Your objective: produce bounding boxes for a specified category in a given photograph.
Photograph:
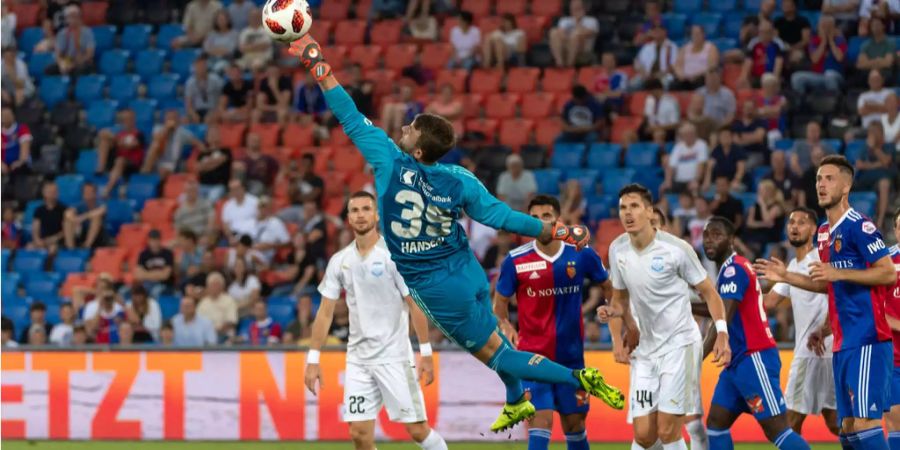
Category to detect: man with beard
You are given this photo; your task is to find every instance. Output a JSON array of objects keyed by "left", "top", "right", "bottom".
[
  {"left": 762, "top": 208, "right": 839, "bottom": 437},
  {"left": 884, "top": 210, "right": 900, "bottom": 450},
  {"left": 303, "top": 191, "right": 447, "bottom": 450}
]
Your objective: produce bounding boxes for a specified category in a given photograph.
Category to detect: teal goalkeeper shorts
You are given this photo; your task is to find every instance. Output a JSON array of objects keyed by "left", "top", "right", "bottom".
[{"left": 407, "top": 254, "right": 498, "bottom": 353}]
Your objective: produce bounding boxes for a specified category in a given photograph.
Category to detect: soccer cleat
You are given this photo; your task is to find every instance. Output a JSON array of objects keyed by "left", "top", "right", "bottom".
[
  {"left": 489, "top": 399, "right": 536, "bottom": 433},
  {"left": 575, "top": 367, "right": 625, "bottom": 410}
]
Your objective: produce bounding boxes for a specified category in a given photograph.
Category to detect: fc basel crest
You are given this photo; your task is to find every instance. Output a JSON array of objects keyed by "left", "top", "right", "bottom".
[
  {"left": 834, "top": 237, "right": 842, "bottom": 253},
  {"left": 566, "top": 261, "right": 576, "bottom": 279}
]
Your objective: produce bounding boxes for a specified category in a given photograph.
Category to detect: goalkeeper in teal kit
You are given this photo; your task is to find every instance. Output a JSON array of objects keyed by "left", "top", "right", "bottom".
[{"left": 290, "top": 35, "right": 624, "bottom": 431}]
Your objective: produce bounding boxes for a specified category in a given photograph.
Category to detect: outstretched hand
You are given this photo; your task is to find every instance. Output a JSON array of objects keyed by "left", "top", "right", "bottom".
[{"left": 288, "top": 34, "right": 332, "bottom": 82}]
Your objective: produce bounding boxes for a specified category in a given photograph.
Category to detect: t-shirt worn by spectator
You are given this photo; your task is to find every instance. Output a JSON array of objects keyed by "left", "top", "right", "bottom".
[
  {"left": 183, "top": 0, "right": 223, "bottom": 39},
  {"left": 49, "top": 323, "right": 73, "bottom": 345},
  {"left": 713, "top": 195, "right": 745, "bottom": 227},
  {"left": 2, "top": 122, "right": 32, "bottom": 166},
  {"left": 745, "top": 37, "right": 785, "bottom": 78},
  {"left": 55, "top": 26, "right": 95, "bottom": 60},
  {"left": 303, "top": 213, "right": 328, "bottom": 261},
  {"left": 139, "top": 247, "right": 175, "bottom": 286},
  {"left": 809, "top": 35, "right": 848, "bottom": 73},
  {"left": 496, "top": 170, "right": 538, "bottom": 212},
  {"left": 643, "top": 94, "right": 680, "bottom": 127},
  {"left": 172, "top": 314, "right": 217, "bottom": 346},
  {"left": 174, "top": 198, "right": 213, "bottom": 236},
  {"left": 82, "top": 301, "right": 124, "bottom": 344},
  {"left": 731, "top": 119, "right": 768, "bottom": 156},
  {"left": 774, "top": 15, "right": 811, "bottom": 46},
  {"left": 861, "top": 37, "right": 896, "bottom": 80},
  {"left": 222, "top": 79, "right": 252, "bottom": 108},
  {"left": 823, "top": 0, "right": 860, "bottom": 21},
  {"left": 221, "top": 194, "right": 259, "bottom": 232},
  {"left": 766, "top": 172, "right": 801, "bottom": 199},
  {"left": 226, "top": 0, "right": 255, "bottom": 30},
  {"left": 34, "top": 202, "right": 66, "bottom": 239},
  {"left": 710, "top": 145, "right": 747, "bottom": 180},
  {"left": 449, "top": 25, "right": 482, "bottom": 60},
  {"left": 185, "top": 74, "right": 224, "bottom": 113},
  {"left": 557, "top": 15, "right": 600, "bottom": 51},
  {"left": 197, "top": 147, "right": 232, "bottom": 187},
  {"left": 563, "top": 98, "right": 605, "bottom": 129},
  {"left": 293, "top": 173, "right": 324, "bottom": 205},
  {"left": 244, "top": 317, "right": 282, "bottom": 345},
  {"left": 859, "top": 88, "right": 894, "bottom": 128},
  {"left": 636, "top": 40, "right": 679, "bottom": 75},
  {"left": 259, "top": 76, "right": 292, "bottom": 106},
  {"left": 114, "top": 128, "right": 146, "bottom": 169},
  {"left": 793, "top": 141, "right": 837, "bottom": 173},
  {"left": 697, "top": 86, "right": 737, "bottom": 123},
  {"left": 197, "top": 294, "right": 238, "bottom": 331},
  {"left": 669, "top": 139, "right": 709, "bottom": 183},
  {"left": 243, "top": 154, "right": 278, "bottom": 187}
]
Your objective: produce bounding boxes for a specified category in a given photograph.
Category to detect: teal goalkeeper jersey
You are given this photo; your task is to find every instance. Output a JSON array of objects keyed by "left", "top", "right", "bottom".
[{"left": 323, "top": 86, "right": 544, "bottom": 284}]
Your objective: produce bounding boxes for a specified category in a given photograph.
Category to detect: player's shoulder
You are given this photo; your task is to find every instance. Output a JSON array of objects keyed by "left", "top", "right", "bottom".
[
  {"left": 722, "top": 254, "right": 751, "bottom": 278},
  {"left": 329, "top": 243, "right": 356, "bottom": 264},
  {"left": 609, "top": 233, "right": 631, "bottom": 253},
  {"left": 509, "top": 240, "right": 536, "bottom": 257},
  {"left": 656, "top": 230, "right": 696, "bottom": 256},
  {"left": 890, "top": 244, "right": 900, "bottom": 259}
]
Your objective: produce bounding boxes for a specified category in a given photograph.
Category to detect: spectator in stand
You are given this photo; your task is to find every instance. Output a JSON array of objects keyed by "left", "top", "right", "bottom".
[
  {"left": 282, "top": 295, "right": 314, "bottom": 343},
  {"left": 254, "top": 65, "right": 292, "bottom": 125},
  {"left": 237, "top": 8, "right": 272, "bottom": 70},
  {"left": 2, "top": 47, "right": 34, "bottom": 106},
  {"left": 246, "top": 196, "right": 291, "bottom": 265},
  {"left": 221, "top": 179, "right": 259, "bottom": 241},
  {"left": 241, "top": 300, "right": 282, "bottom": 345},
  {"left": 856, "top": 121, "right": 894, "bottom": 226},
  {"left": 27, "top": 324, "right": 48, "bottom": 345},
  {"left": 204, "top": 10, "right": 238, "bottom": 72},
  {"left": 662, "top": 122, "right": 709, "bottom": 195},
  {"left": 82, "top": 290, "right": 125, "bottom": 344},
  {"left": 560, "top": 179, "right": 587, "bottom": 224},
  {"left": 858, "top": 69, "right": 893, "bottom": 128},
  {"left": 458, "top": 212, "right": 498, "bottom": 262},
  {"left": 226, "top": 0, "right": 254, "bottom": 31},
  {"left": 704, "top": 128, "right": 747, "bottom": 193},
  {"left": 687, "top": 196, "right": 712, "bottom": 252},
  {"left": 559, "top": 84, "right": 606, "bottom": 142},
  {"left": 671, "top": 192, "right": 697, "bottom": 238},
  {"left": 293, "top": 72, "right": 328, "bottom": 122},
  {"left": 631, "top": 24, "right": 678, "bottom": 90},
  {"left": 426, "top": 84, "right": 464, "bottom": 137},
  {"left": 407, "top": 9, "right": 438, "bottom": 42},
  {"left": 71, "top": 325, "right": 87, "bottom": 345},
  {"left": 30, "top": 180, "right": 66, "bottom": 253},
  {"left": 370, "top": 0, "right": 406, "bottom": 19},
  {"left": 49, "top": 303, "right": 75, "bottom": 346},
  {"left": 381, "top": 84, "right": 424, "bottom": 140},
  {"left": 633, "top": 0, "right": 664, "bottom": 46},
  {"left": 710, "top": 176, "right": 746, "bottom": 230},
  {"left": 447, "top": 10, "right": 481, "bottom": 70},
  {"left": 301, "top": 198, "right": 327, "bottom": 262},
  {"left": 1, "top": 317, "right": 16, "bottom": 347},
  {"left": 858, "top": 0, "right": 899, "bottom": 36},
  {"left": 2, "top": 206, "right": 20, "bottom": 249},
  {"left": 236, "top": 132, "right": 278, "bottom": 195},
  {"left": 739, "top": 20, "right": 785, "bottom": 88},
  {"left": 674, "top": 26, "right": 720, "bottom": 90},
  {"left": 227, "top": 234, "right": 266, "bottom": 272},
  {"left": 271, "top": 232, "right": 318, "bottom": 297},
  {"left": 856, "top": 18, "right": 896, "bottom": 85},
  {"left": 343, "top": 64, "right": 375, "bottom": 117},
  {"left": 227, "top": 257, "right": 261, "bottom": 312},
  {"left": 482, "top": 230, "right": 513, "bottom": 278},
  {"left": 185, "top": 57, "right": 224, "bottom": 124},
  {"left": 881, "top": 92, "right": 900, "bottom": 143},
  {"left": 481, "top": 14, "right": 526, "bottom": 69},
  {"left": 549, "top": 0, "right": 599, "bottom": 68},
  {"left": 125, "top": 284, "right": 161, "bottom": 343},
  {"left": 32, "top": 19, "right": 56, "bottom": 54},
  {"left": 175, "top": 179, "right": 214, "bottom": 237},
  {"left": 695, "top": 70, "right": 737, "bottom": 131},
  {"left": 735, "top": 0, "right": 777, "bottom": 63},
  {"left": 19, "top": 302, "right": 53, "bottom": 344},
  {"left": 1, "top": 106, "right": 32, "bottom": 180},
  {"left": 144, "top": 110, "right": 204, "bottom": 176},
  {"left": 765, "top": 150, "right": 802, "bottom": 207},
  {"left": 63, "top": 183, "right": 106, "bottom": 249},
  {"left": 173, "top": 0, "right": 223, "bottom": 49},
  {"left": 799, "top": 146, "right": 828, "bottom": 217},
  {"left": 790, "top": 15, "right": 847, "bottom": 95},
  {"left": 159, "top": 323, "right": 175, "bottom": 346},
  {"left": 774, "top": 0, "right": 812, "bottom": 67},
  {"left": 97, "top": 109, "right": 146, "bottom": 198},
  {"left": 46, "top": 5, "right": 94, "bottom": 75},
  {"left": 822, "top": 0, "right": 860, "bottom": 36},
  {"left": 790, "top": 121, "right": 837, "bottom": 176},
  {"left": 118, "top": 322, "right": 134, "bottom": 346},
  {"left": 593, "top": 52, "right": 628, "bottom": 113},
  {"left": 756, "top": 73, "right": 788, "bottom": 142},
  {"left": 72, "top": 273, "right": 114, "bottom": 313},
  {"left": 731, "top": 100, "right": 769, "bottom": 166},
  {"left": 743, "top": 179, "right": 786, "bottom": 255},
  {"left": 496, "top": 154, "right": 537, "bottom": 212},
  {"left": 279, "top": 154, "right": 324, "bottom": 224},
  {"left": 134, "top": 229, "right": 176, "bottom": 298},
  {"left": 639, "top": 78, "right": 680, "bottom": 142},
  {"left": 176, "top": 228, "right": 205, "bottom": 287},
  {"left": 172, "top": 296, "right": 217, "bottom": 346},
  {"left": 196, "top": 126, "right": 233, "bottom": 202},
  {"left": 1, "top": 3, "right": 15, "bottom": 49},
  {"left": 218, "top": 64, "right": 253, "bottom": 123},
  {"left": 197, "top": 271, "right": 238, "bottom": 343}
]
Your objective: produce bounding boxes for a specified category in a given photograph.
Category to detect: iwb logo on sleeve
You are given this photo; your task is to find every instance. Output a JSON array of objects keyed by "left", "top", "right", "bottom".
[{"left": 400, "top": 168, "right": 418, "bottom": 186}]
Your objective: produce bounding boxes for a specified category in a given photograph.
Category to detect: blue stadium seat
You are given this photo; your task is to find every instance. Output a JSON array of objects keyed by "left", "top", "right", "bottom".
[
  {"left": 722, "top": 12, "right": 745, "bottom": 40},
  {"left": 75, "top": 150, "right": 99, "bottom": 176},
  {"left": 586, "top": 195, "right": 615, "bottom": 224},
  {"left": 156, "top": 24, "right": 185, "bottom": 49},
  {"left": 170, "top": 48, "right": 201, "bottom": 79},
  {"left": 183, "top": 124, "right": 208, "bottom": 141},
  {"left": 5, "top": 303, "right": 31, "bottom": 337},
  {"left": 130, "top": 98, "right": 158, "bottom": 131},
  {"left": 712, "top": 38, "right": 737, "bottom": 52},
  {"left": 625, "top": 142, "right": 659, "bottom": 168},
  {"left": 601, "top": 169, "right": 636, "bottom": 195},
  {"left": 822, "top": 138, "right": 842, "bottom": 151},
  {"left": 751, "top": 166, "right": 773, "bottom": 190},
  {"left": 533, "top": 169, "right": 562, "bottom": 195},
  {"left": 567, "top": 169, "right": 600, "bottom": 196},
  {"left": 2, "top": 273, "right": 20, "bottom": 298},
  {"left": 91, "top": 25, "right": 117, "bottom": 53},
  {"left": 44, "top": 303, "right": 62, "bottom": 325},
  {"left": 849, "top": 192, "right": 878, "bottom": 219},
  {"left": 709, "top": 0, "right": 737, "bottom": 12},
  {"left": 105, "top": 199, "right": 137, "bottom": 234},
  {"left": 98, "top": 49, "right": 130, "bottom": 75},
  {"left": 12, "top": 249, "right": 48, "bottom": 273},
  {"left": 773, "top": 138, "right": 794, "bottom": 151},
  {"left": 691, "top": 13, "right": 722, "bottom": 37},
  {"left": 86, "top": 100, "right": 119, "bottom": 129},
  {"left": 22, "top": 200, "right": 42, "bottom": 241},
  {"left": 158, "top": 295, "right": 181, "bottom": 321},
  {"left": 634, "top": 168, "right": 664, "bottom": 198},
  {"left": 549, "top": 143, "right": 585, "bottom": 169},
  {"left": 1, "top": 248, "right": 9, "bottom": 272},
  {"left": 673, "top": 0, "right": 702, "bottom": 13},
  {"left": 737, "top": 192, "right": 757, "bottom": 212},
  {"left": 56, "top": 174, "right": 86, "bottom": 206},
  {"left": 24, "top": 273, "right": 62, "bottom": 298},
  {"left": 109, "top": 74, "right": 140, "bottom": 103},
  {"left": 267, "top": 297, "right": 296, "bottom": 328},
  {"left": 847, "top": 36, "right": 865, "bottom": 64},
  {"left": 54, "top": 249, "right": 90, "bottom": 275},
  {"left": 19, "top": 27, "right": 44, "bottom": 54},
  {"left": 147, "top": 74, "right": 179, "bottom": 102},
  {"left": 586, "top": 143, "right": 620, "bottom": 168},
  {"left": 135, "top": 49, "right": 167, "bottom": 81},
  {"left": 74, "top": 74, "right": 107, "bottom": 104},
  {"left": 845, "top": 140, "right": 865, "bottom": 164},
  {"left": 125, "top": 174, "right": 161, "bottom": 209},
  {"left": 27, "top": 51, "right": 55, "bottom": 77},
  {"left": 121, "top": 24, "right": 153, "bottom": 52},
  {"left": 662, "top": 13, "right": 688, "bottom": 39},
  {"left": 38, "top": 76, "right": 71, "bottom": 108},
  {"left": 799, "top": 11, "right": 821, "bottom": 28}
]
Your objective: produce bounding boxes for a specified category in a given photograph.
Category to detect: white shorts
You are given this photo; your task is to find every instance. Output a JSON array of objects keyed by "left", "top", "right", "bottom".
[
  {"left": 784, "top": 355, "right": 836, "bottom": 415},
  {"left": 342, "top": 361, "right": 427, "bottom": 423},
  {"left": 627, "top": 340, "right": 703, "bottom": 422}
]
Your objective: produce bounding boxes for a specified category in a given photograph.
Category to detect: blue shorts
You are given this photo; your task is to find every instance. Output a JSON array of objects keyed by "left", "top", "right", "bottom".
[
  {"left": 892, "top": 366, "right": 900, "bottom": 407},
  {"left": 524, "top": 360, "right": 588, "bottom": 415},
  {"left": 407, "top": 255, "right": 497, "bottom": 353},
  {"left": 711, "top": 348, "right": 785, "bottom": 420},
  {"left": 833, "top": 342, "right": 893, "bottom": 423}
]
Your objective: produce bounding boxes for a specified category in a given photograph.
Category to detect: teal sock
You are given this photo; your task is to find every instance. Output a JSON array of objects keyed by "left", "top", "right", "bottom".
[
  {"left": 772, "top": 428, "right": 810, "bottom": 450},
  {"left": 565, "top": 429, "right": 590, "bottom": 450},
  {"left": 528, "top": 428, "right": 551, "bottom": 450},
  {"left": 495, "top": 332, "right": 525, "bottom": 404},
  {"left": 486, "top": 340, "right": 579, "bottom": 388}
]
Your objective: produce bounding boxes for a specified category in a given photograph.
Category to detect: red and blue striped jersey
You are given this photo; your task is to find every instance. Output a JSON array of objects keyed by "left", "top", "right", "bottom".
[
  {"left": 716, "top": 253, "right": 776, "bottom": 366},
  {"left": 885, "top": 245, "right": 900, "bottom": 366},
  {"left": 496, "top": 242, "right": 608, "bottom": 365},
  {"left": 816, "top": 208, "right": 892, "bottom": 352}
]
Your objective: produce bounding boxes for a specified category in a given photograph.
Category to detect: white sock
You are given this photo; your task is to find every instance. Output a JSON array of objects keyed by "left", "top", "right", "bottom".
[
  {"left": 662, "top": 438, "right": 689, "bottom": 450},
  {"left": 416, "top": 429, "right": 448, "bottom": 450},
  {"left": 633, "top": 439, "right": 664, "bottom": 450},
  {"left": 685, "top": 419, "right": 709, "bottom": 450}
]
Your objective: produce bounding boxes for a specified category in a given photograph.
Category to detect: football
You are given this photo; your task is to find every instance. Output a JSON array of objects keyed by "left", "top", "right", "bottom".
[{"left": 261, "top": 0, "right": 313, "bottom": 42}]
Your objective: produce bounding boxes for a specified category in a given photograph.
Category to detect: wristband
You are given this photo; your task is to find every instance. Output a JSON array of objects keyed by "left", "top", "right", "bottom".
[
  {"left": 307, "top": 349, "right": 321, "bottom": 364},
  {"left": 419, "top": 343, "right": 433, "bottom": 357},
  {"left": 715, "top": 320, "right": 728, "bottom": 334}
]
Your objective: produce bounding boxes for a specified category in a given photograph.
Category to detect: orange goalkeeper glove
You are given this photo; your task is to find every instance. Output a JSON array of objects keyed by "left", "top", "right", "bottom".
[
  {"left": 550, "top": 222, "right": 591, "bottom": 250},
  {"left": 288, "top": 35, "right": 332, "bottom": 82}
]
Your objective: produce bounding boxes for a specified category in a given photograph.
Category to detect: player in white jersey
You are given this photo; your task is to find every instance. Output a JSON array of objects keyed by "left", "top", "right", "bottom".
[
  {"left": 304, "top": 191, "right": 448, "bottom": 450},
  {"left": 762, "top": 207, "right": 839, "bottom": 436},
  {"left": 598, "top": 184, "right": 731, "bottom": 450}
]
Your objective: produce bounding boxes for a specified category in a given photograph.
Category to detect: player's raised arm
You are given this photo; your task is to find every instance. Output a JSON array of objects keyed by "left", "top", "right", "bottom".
[{"left": 754, "top": 257, "right": 828, "bottom": 293}]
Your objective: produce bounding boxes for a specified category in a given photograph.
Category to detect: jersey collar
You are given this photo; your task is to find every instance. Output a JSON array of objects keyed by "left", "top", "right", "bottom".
[
  {"left": 716, "top": 252, "right": 738, "bottom": 278},
  {"left": 829, "top": 207, "right": 856, "bottom": 235},
  {"left": 534, "top": 241, "right": 565, "bottom": 263}
]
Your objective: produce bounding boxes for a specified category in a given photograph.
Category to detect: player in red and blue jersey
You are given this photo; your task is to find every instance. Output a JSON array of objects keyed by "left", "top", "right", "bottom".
[
  {"left": 883, "top": 210, "right": 900, "bottom": 450},
  {"left": 756, "top": 156, "right": 896, "bottom": 450},
  {"left": 696, "top": 217, "right": 810, "bottom": 450},
  {"left": 494, "top": 195, "right": 610, "bottom": 450}
]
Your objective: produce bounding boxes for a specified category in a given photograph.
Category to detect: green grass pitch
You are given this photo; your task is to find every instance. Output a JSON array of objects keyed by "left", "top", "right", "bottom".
[{"left": 0, "top": 442, "right": 843, "bottom": 449}]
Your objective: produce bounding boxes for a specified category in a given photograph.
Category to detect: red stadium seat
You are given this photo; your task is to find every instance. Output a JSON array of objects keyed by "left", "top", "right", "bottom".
[
  {"left": 323, "top": 45, "right": 348, "bottom": 71},
  {"left": 348, "top": 45, "right": 384, "bottom": 70},
  {"left": 469, "top": 69, "right": 503, "bottom": 94},
  {"left": 496, "top": 0, "right": 527, "bottom": 15},
  {"left": 330, "top": 128, "right": 352, "bottom": 146},
  {"left": 142, "top": 199, "right": 178, "bottom": 229},
  {"left": 354, "top": 0, "right": 373, "bottom": 19},
  {"left": 310, "top": 19, "right": 335, "bottom": 43},
  {"left": 370, "top": 20, "right": 404, "bottom": 46},
  {"left": 577, "top": 67, "right": 603, "bottom": 89},
  {"left": 465, "top": 118, "right": 499, "bottom": 142},
  {"left": 320, "top": 0, "right": 351, "bottom": 20},
  {"left": 517, "top": 16, "right": 549, "bottom": 45},
  {"left": 736, "top": 89, "right": 761, "bottom": 108},
  {"left": 674, "top": 92, "right": 694, "bottom": 115},
  {"left": 461, "top": 93, "right": 484, "bottom": 118},
  {"left": 117, "top": 223, "right": 151, "bottom": 257},
  {"left": 506, "top": 67, "right": 541, "bottom": 93},
  {"left": 249, "top": 123, "right": 281, "bottom": 147},
  {"left": 499, "top": 118, "right": 535, "bottom": 150},
  {"left": 61, "top": 273, "right": 98, "bottom": 298},
  {"left": 722, "top": 62, "right": 742, "bottom": 90},
  {"left": 11, "top": 2, "right": 40, "bottom": 30},
  {"left": 485, "top": 93, "right": 520, "bottom": 119},
  {"left": 332, "top": 147, "right": 366, "bottom": 172},
  {"left": 534, "top": 119, "right": 563, "bottom": 147},
  {"left": 435, "top": 69, "right": 468, "bottom": 93},
  {"left": 334, "top": 20, "right": 367, "bottom": 46},
  {"left": 521, "top": 92, "right": 557, "bottom": 119},
  {"left": 531, "top": 0, "right": 563, "bottom": 17},
  {"left": 596, "top": 218, "right": 626, "bottom": 248},
  {"left": 611, "top": 116, "right": 643, "bottom": 143},
  {"left": 90, "top": 247, "right": 128, "bottom": 280},
  {"left": 461, "top": 0, "right": 492, "bottom": 16},
  {"left": 542, "top": 68, "right": 575, "bottom": 93},
  {"left": 348, "top": 172, "right": 373, "bottom": 191},
  {"left": 162, "top": 173, "right": 196, "bottom": 200},
  {"left": 441, "top": 17, "right": 460, "bottom": 41},
  {"left": 553, "top": 94, "right": 569, "bottom": 114},
  {"left": 476, "top": 16, "right": 504, "bottom": 36},
  {"left": 81, "top": 1, "right": 108, "bottom": 26},
  {"left": 384, "top": 44, "right": 418, "bottom": 70},
  {"left": 420, "top": 43, "right": 454, "bottom": 70},
  {"left": 282, "top": 122, "right": 315, "bottom": 149},
  {"left": 366, "top": 69, "right": 398, "bottom": 96},
  {"left": 628, "top": 91, "right": 649, "bottom": 116},
  {"left": 219, "top": 123, "right": 247, "bottom": 149}
]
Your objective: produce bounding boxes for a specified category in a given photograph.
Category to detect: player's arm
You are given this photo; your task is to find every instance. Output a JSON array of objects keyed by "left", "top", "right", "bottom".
[
  {"left": 493, "top": 255, "right": 519, "bottom": 345},
  {"left": 581, "top": 250, "right": 612, "bottom": 315},
  {"left": 304, "top": 296, "right": 335, "bottom": 394},
  {"left": 753, "top": 257, "right": 828, "bottom": 293},
  {"left": 763, "top": 280, "right": 792, "bottom": 310},
  {"left": 603, "top": 288, "right": 639, "bottom": 364},
  {"left": 694, "top": 278, "right": 731, "bottom": 367},
  {"left": 405, "top": 296, "right": 435, "bottom": 386},
  {"left": 700, "top": 280, "right": 740, "bottom": 360},
  {"left": 810, "top": 255, "right": 896, "bottom": 286}
]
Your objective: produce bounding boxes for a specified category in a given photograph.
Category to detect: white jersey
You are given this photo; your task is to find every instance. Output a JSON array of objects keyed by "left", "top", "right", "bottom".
[
  {"left": 608, "top": 230, "right": 705, "bottom": 359},
  {"left": 319, "top": 239, "right": 414, "bottom": 365},
  {"left": 772, "top": 251, "right": 832, "bottom": 358}
]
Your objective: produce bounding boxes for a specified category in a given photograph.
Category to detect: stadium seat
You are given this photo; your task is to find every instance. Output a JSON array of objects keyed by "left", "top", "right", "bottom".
[
  {"left": 847, "top": 36, "right": 865, "bottom": 64},
  {"left": 541, "top": 68, "right": 575, "bottom": 93},
  {"left": 19, "top": 27, "right": 44, "bottom": 54},
  {"left": 2, "top": 273, "right": 18, "bottom": 298},
  {"left": 531, "top": 0, "right": 562, "bottom": 18},
  {"left": 662, "top": 13, "right": 688, "bottom": 39},
  {"left": 219, "top": 123, "right": 248, "bottom": 149},
  {"left": 634, "top": 168, "right": 664, "bottom": 198},
  {"left": 91, "top": 25, "right": 117, "bottom": 52},
  {"left": 384, "top": 44, "right": 418, "bottom": 70},
  {"left": 53, "top": 249, "right": 91, "bottom": 276},
  {"left": 155, "top": 24, "right": 185, "bottom": 49},
  {"left": 13, "top": 249, "right": 48, "bottom": 273},
  {"left": 521, "top": 92, "right": 557, "bottom": 119},
  {"left": 5, "top": 303, "right": 30, "bottom": 337},
  {"left": 249, "top": 123, "right": 281, "bottom": 147},
  {"left": 116, "top": 223, "right": 150, "bottom": 256},
  {"left": 496, "top": 0, "right": 527, "bottom": 15},
  {"left": 586, "top": 143, "right": 621, "bottom": 168},
  {"left": 586, "top": 195, "right": 616, "bottom": 225},
  {"left": 461, "top": 93, "right": 484, "bottom": 118},
  {"left": 464, "top": 118, "right": 499, "bottom": 142},
  {"left": 90, "top": 247, "right": 128, "bottom": 280},
  {"left": 673, "top": 0, "right": 702, "bottom": 13},
  {"left": 370, "top": 20, "right": 404, "bottom": 46},
  {"left": 98, "top": 49, "right": 130, "bottom": 75},
  {"left": 567, "top": 169, "right": 601, "bottom": 196},
  {"left": 498, "top": 118, "right": 535, "bottom": 150},
  {"left": 485, "top": 93, "right": 520, "bottom": 119},
  {"left": 849, "top": 192, "right": 878, "bottom": 219},
  {"left": 85, "top": 100, "right": 119, "bottom": 129},
  {"left": 147, "top": 74, "right": 179, "bottom": 102},
  {"left": 334, "top": 20, "right": 366, "bottom": 45},
  {"left": 320, "top": 0, "right": 351, "bottom": 20},
  {"left": 56, "top": 174, "right": 86, "bottom": 206},
  {"left": 129, "top": 98, "right": 158, "bottom": 132},
  {"left": 126, "top": 174, "right": 161, "bottom": 209},
  {"left": 534, "top": 119, "right": 563, "bottom": 147},
  {"left": 469, "top": 69, "right": 503, "bottom": 95},
  {"left": 1, "top": 249, "right": 9, "bottom": 272},
  {"left": 74, "top": 74, "right": 107, "bottom": 104},
  {"left": 281, "top": 123, "right": 315, "bottom": 149},
  {"left": 141, "top": 199, "right": 178, "bottom": 229},
  {"left": 506, "top": 67, "right": 541, "bottom": 93},
  {"left": 845, "top": 140, "right": 866, "bottom": 164},
  {"left": 347, "top": 45, "right": 382, "bottom": 70},
  {"left": 709, "top": 0, "right": 737, "bottom": 11},
  {"left": 38, "top": 76, "right": 71, "bottom": 108},
  {"left": 712, "top": 38, "right": 738, "bottom": 52},
  {"left": 10, "top": 2, "right": 41, "bottom": 29},
  {"left": 435, "top": 69, "right": 468, "bottom": 94},
  {"left": 171, "top": 48, "right": 201, "bottom": 79},
  {"left": 162, "top": 173, "right": 196, "bottom": 200},
  {"left": 420, "top": 44, "right": 454, "bottom": 70},
  {"left": 611, "top": 116, "right": 642, "bottom": 143},
  {"left": 533, "top": 169, "right": 563, "bottom": 195},
  {"left": 602, "top": 169, "right": 637, "bottom": 195},
  {"left": 27, "top": 51, "right": 55, "bottom": 78},
  {"left": 22, "top": 200, "right": 42, "bottom": 240},
  {"left": 108, "top": 74, "right": 140, "bottom": 103},
  {"left": 691, "top": 13, "right": 722, "bottom": 38},
  {"left": 722, "top": 12, "right": 744, "bottom": 39},
  {"left": 24, "top": 274, "right": 62, "bottom": 299},
  {"left": 80, "top": 1, "right": 109, "bottom": 26},
  {"left": 550, "top": 143, "right": 585, "bottom": 169},
  {"left": 105, "top": 199, "right": 137, "bottom": 234},
  {"left": 135, "top": 49, "right": 167, "bottom": 81},
  {"left": 158, "top": 295, "right": 181, "bottom": 321},
  {"left": 460, "top": 0, "right": 491, "bottom": 16},
  {"left": 267, "top": 297, "right": 296, "bottom": 328},
  {"left": 625, "top": 142, "right": 659, "bottom": 168},
  {"left": 121, "top": 24, "right": 153, "bottom": 52}
]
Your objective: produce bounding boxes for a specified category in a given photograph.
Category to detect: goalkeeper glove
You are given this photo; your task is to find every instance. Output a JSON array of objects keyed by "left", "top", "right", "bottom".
[
  {"left": 288, "top": 35, "right": 332, "bottom": 82},
  {"left": 550, "top": 222, "right": 591, "bottom": 250}
]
